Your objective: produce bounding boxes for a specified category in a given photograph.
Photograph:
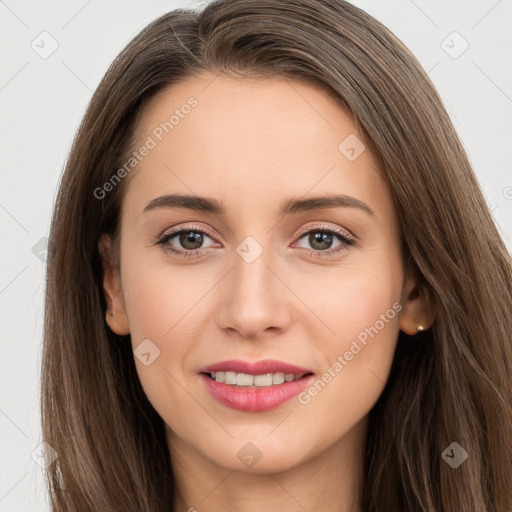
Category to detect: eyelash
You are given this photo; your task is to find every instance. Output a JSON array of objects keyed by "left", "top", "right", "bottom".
[{"left": 153, "top": 223, "right": 356, "bottom": 258}]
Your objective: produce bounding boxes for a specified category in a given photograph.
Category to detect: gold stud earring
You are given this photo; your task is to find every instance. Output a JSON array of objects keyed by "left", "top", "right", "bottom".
[{"left": 416, "top": 320, "right": 424, "bottom": 332}]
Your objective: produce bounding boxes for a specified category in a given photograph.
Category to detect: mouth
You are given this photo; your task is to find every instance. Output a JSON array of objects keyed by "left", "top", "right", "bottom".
[{"left": 198, "top": 359, "right": 315, "bottom": 412}]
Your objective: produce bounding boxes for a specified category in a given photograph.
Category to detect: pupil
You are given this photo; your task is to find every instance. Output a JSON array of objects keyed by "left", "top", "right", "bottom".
[{"left": 310, "top": 232, "right": 332, "bottom": 250}]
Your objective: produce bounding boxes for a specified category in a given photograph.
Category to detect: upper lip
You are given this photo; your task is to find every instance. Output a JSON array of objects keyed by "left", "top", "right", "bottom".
[{"left": 199, "top": 359, "right": 314, "bottom": 376}]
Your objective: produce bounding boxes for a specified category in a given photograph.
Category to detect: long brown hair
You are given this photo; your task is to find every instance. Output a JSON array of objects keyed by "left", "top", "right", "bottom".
[{"left": 42, "top": 0, "right": 512, "bottom": 510}]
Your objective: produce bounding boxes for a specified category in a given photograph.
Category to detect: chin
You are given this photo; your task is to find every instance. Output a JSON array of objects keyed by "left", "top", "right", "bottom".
[{"left": 205, "top": 432, "right": 312, "bottom": 474}]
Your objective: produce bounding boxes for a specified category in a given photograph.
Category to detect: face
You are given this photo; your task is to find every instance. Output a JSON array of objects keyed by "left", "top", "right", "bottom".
[{"left": 101, "top": 72, "right": 427, "bottom": 475}]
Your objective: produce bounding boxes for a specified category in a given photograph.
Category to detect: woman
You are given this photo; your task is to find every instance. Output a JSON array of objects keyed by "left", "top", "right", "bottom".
[{"left": 41, "top": 0, "right": 512, "bottom": 510}]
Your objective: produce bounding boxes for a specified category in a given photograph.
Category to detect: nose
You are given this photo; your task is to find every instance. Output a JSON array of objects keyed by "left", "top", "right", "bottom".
[{"left": 215, "top": 240, "right": 293, "bottom": 339}]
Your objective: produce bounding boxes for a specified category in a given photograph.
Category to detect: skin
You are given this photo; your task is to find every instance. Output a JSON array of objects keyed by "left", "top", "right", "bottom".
[{"left": 99, "top": 72, "right": 434, "bottom": 512}]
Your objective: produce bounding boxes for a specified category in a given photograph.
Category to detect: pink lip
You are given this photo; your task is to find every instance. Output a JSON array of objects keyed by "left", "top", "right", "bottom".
[
  {"left": 199, "top": 359, "right": 313, "bottom": 376},
  {"left": 198, "top": 359, "right": 315, "bottom": 412},
  {"left": 200, "top": 374, "right": 315, "bottom": 412}
]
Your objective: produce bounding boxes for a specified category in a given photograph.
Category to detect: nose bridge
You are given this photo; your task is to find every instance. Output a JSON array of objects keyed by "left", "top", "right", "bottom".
[
  {"left": 215, "top": 232, "right": 290, "bottom": 336},
  {"left": 232, "top": 234, "right": 276, "bottom": 300}
]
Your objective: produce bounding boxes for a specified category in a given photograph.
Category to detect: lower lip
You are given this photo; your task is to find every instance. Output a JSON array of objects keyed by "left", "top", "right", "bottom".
[{"left": 200, "top": 373, "right": 315, "bottom": 412}]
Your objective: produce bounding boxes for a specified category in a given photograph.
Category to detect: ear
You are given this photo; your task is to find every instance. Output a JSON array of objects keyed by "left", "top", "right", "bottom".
[
  {"left": 399, "top": 263, "right": 435, "bottom": 335},
  {"left": 98, "top": 234, "right": 130, "bottom": 335}
]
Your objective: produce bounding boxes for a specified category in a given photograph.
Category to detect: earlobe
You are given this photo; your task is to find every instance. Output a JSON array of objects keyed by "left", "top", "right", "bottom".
[
  {"left": 400, "top": 316, "right": 428, "bottom": 336},
  {"left": 399, "top": 264, "right": 435, "bottom": 335},
  {"left": 98, "top": 234, "right": 130, "bottom": 336}
]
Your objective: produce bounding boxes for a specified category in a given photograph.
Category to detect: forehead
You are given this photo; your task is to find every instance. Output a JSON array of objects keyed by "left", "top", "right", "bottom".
[
  {"left": 122, "top": 72, "right": 390, "bottom": 221},
  {"left": 137, "top": 72, "right": 360, "bottom": 155}
]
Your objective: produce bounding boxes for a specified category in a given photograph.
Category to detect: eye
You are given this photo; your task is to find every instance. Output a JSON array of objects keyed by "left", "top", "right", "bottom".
[
  {"left": 155, "top": 225, "right": 217, "bottom": 257},
  {"left": 294, "top": 225, "right": 356, "bottom": 256}
]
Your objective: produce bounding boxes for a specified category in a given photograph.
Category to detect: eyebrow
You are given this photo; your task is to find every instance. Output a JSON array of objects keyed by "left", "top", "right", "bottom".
[{"left": 142, "top": 193, "right": 375, "bottom": 216}]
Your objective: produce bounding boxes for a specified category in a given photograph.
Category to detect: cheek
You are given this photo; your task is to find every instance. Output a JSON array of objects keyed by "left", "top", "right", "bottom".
[
  {"left": 121, "top": 254, "right": 205, "bottom": 339},
  {"left": 297, "top": 254, "right": 402, "bottom": 350},
  {"left": 293, "top": 316, "right": 399, "bottom": 453},
  {"left": 118, "top": 258, "right": 191, "bottom": 403},
  {"left": 290, "top": 262, "right": 402, "bottom": 432},
  {"left": 119, "top": 254, "right": 226, "bottom": 417}
]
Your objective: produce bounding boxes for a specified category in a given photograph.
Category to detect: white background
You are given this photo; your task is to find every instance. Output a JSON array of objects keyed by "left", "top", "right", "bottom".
[{"left": 1, "top": 0, "right": 511, "bottom": 510}]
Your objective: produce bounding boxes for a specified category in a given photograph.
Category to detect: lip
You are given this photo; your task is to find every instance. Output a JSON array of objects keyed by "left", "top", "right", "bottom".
[
  {"left": 198, "top": 359, "right": 315, "bottom": 412},
  {"left": 199, "top": 359, "right": 313, "bottom": 376},
  {"left": 200, "top": 373, "right": 315, "bottom": 412}
]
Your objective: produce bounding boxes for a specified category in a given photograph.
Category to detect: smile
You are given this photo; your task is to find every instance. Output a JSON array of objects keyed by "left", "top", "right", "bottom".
[{"left": 205, "top": 370, "right": 309, "bottom": 387}]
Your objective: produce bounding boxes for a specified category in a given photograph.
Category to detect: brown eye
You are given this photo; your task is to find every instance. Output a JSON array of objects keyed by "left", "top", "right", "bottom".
[
  {"left": 295, "top": 227, "right": 355, "bottom": 257},
  {"left": 308, "top": 231, "right": 334, "bottom": 251},
  {"left": 178, "top": 231, "right": 204, "bottom": 250},
  {"left": 156, "top": 227, "right": 216, "bottom": 256}
]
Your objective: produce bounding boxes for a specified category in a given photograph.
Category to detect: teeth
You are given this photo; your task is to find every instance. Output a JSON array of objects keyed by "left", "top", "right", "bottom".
[
  {"left": 209, "top": 371, "right": 305, "bottom": 387},
  {"left": 254, "top": 374, "right": 272, "bottom": 386},
  {"left": 225, "top": 371, "right": 236, "bottom": 385},
  {"left": 236, "top": 373, "right": 254, "bottom": 386},
  {"left": 272, "top": 373, "right": 285, "bottom": 385}
]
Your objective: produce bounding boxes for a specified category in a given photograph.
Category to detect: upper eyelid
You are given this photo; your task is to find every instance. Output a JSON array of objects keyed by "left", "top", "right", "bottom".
[
  {"left": 294, "top": 223, "right": 354, "bottom": 240},
  {"left": 161, "top": 223, "right": 217, "bottom": 241}
]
